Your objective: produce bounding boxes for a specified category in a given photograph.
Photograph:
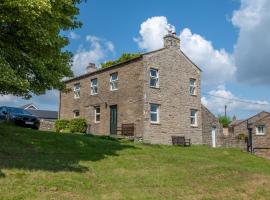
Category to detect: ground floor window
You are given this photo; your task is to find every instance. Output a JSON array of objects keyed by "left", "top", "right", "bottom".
[
  {"left": 73, "top": 110, "right": 80, "bottom": 118},
  {"left": 190, "top": 109, "right": 198, "bottom": 126},
  {"left": 150, "top": 103, "right": 159, "bottom": 124},
  {"left": 95, "top": 106, "right": 101, "bottom": 123},
  {"left": 256, "top": 125, "right": 266, "bottom": 135}
]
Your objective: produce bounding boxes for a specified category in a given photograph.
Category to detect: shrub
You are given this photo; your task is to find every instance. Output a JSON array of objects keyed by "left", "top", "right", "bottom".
[
  {"left": 237, "top": 133, "right": 248, "bottom": 141},
  {"left": 69, "top": 118, "right": 87, "bottom": 133},
  {"left": 218, "top": 115, "right": 232, "bottom": 128},
  {"left": 55, "top": 119, "right": 70, "bottom": 133}
]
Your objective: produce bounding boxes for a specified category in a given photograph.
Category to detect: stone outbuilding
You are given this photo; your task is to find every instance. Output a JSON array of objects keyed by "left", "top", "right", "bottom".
[{"left": 229, "top": 111, "right": 270, "bottom": 156}]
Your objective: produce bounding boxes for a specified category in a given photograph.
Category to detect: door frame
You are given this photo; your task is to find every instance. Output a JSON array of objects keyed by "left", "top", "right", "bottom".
[
  {"left": 211, "top": 126, "right": 216, "bottom": 148},
  {"left": 110, "top": 105, "right": 118, "bottom": 135}
]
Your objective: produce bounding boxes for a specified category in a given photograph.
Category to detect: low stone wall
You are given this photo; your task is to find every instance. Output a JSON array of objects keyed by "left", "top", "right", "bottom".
[
  {"left": 39, "top": 120, "right": 55, "bottom": 131},
  {"left": 254, "top": 149, "right": 270, "bottom": 159},
  {"left": 221, "top": 135, "right": 246, "bottom": 150}
]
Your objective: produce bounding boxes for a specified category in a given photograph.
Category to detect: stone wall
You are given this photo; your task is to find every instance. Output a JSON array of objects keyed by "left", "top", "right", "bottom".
[
  {"left": 201, "top": 105, "right": 223, "bottom": 147},
  {"left": 60, "top": 59, "right": 145, "bottom": 137},
  {"left": 221, "top": 134, "right": 247, "bottom": 150},
  {"left": 252, "top": 115, "right": 270, "bottom": 148},
  {"left": 142, "top": 47, "right": 202, "bottom": 144},
  {"left": 39, "top": 120, "right": 55, "bottom": 131}
]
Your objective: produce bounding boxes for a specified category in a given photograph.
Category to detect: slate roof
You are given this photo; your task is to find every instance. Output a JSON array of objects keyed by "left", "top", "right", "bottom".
[
  {"left": 27, "top": 109, "right": 58, "bottom": 120},
  {"left": 63, "top": 47, "right": 202, "bottom": 84},
  {"left": 20, "top": 103, "right": 38, "bottom": 110}
]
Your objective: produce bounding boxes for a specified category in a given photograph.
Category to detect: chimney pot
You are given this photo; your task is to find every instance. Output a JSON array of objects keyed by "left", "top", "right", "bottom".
[
  {"left": 86, "top": 63, "right": 96, "bottom": 73},
  {"left": 163, "top": 32, "right": 180, "bottom": 49}
]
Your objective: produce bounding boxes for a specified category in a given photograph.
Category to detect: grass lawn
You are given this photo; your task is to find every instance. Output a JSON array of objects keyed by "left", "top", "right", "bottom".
[{"left": 1, "top": 124, "right": 270, "bottom": 200}]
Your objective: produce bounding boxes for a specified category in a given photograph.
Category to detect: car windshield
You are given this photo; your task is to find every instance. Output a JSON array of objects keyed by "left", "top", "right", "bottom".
[{"left": 7, "top": 107, "right": 32, "bottom": 115}]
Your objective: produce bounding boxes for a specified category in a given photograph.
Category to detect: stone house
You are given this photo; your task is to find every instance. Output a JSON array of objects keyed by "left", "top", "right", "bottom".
[
  {"left": 60, "top": 32, "right": 220, "bottom": 145},
  {"left": 229, "top": 111, "right": 270, "bottom": 152}
]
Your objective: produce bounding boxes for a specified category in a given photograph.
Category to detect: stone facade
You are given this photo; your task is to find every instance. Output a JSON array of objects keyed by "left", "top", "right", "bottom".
[
  {"left": 60, "top": 33, "right": 214, "bottom": 145},
  {"left": 228, "top": 111, "right": 270, "bottom": 153},
  {"left": 60, "top": 59, "right": 145, "bottom": 137},
  {"left": 201, "top": 105, "right": 223, "bottom": 147}
]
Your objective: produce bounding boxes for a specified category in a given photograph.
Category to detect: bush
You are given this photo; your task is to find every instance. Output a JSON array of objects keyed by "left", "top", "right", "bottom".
[
  {"left": 55, "top": 119, "right": 70, "bottom": 133},
  {"left": 69, "top": 118, "right": 87, "bottom": 133},
  {"left": 218, "top": 115, "right": 232, "bottom": 128},
  {"left": 237, "top": 133, "right": 248, "bottom": 141}
]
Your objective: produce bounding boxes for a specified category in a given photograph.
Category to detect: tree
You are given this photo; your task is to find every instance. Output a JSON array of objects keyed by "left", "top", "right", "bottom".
[
  {"left": 218, "top": 115, "right": 232, "bottom": 128},
  {"left": 0, "top": 0, "right": 84, "bottom": 98},
  {"left": 101, "top": 53, "right": 141, "bottom": 69}
]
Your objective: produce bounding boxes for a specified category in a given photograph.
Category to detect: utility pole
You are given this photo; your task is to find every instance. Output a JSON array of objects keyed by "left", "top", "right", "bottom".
[{"left": 225, "top": 105, "right": 227, "bottom": 117}]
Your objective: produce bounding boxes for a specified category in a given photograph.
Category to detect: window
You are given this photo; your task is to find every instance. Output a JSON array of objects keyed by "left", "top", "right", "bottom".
[
  {"left": 150, "top": 104, "right": 159, "bottom": 123},
  {"left": 256, "top": 125, "right": 266, "bottom": 135},
  {"left": 90, "top": 79, "right": 98, "bottom": 95},
  {"left": 189, "top": 78, "right": 196, "bottom": 95},
  {"left": 150, "top": 68, "right": 159, "bottom": 88},
  {"left": 190, "top": 109, "right": 198, "bottom": 126},
  {"left": 74, "top": 83, "right": 80, "bottom": 99},
  {"left": 95, "top": 106, "right": 101, "bottom": 123},
  {"left": 110, "top": 73, "right": 118, "bottom": 91},
  {"left": 73, "top": 110, "right": 80, "bottom": 118}
]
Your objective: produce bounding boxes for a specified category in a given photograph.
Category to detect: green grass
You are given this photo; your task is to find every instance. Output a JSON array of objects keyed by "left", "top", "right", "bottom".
[{"left": 1, "top": 124, "right": 270, "bottom": 200}]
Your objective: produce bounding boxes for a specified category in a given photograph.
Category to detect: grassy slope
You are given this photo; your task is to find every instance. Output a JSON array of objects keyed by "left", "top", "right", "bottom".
[{"left": 0, "top": 124, "right": 270, "bottom": 200}]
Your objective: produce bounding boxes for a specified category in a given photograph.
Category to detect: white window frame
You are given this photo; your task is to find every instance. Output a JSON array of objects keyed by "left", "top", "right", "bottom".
[
  {"left": 74, "top": 83, "right": 80, "bottom": 99},
  {"left": 256, "top": 125, "right": 266, "bottom": 135},
  {"left": 94, "top": 106, "right": 101, "bottom": 123},
  {"left": 90, "top": 78, "right": 98, "bottom": 95},
  {"left": 150, "top": 103, "right": 159, "bottom": 124},
  {"left": 110, "top": 73, "right": 118, "bottom": 91},
  {"left": 150, "top": 68, "right": 159, "bottom": 88},
  {"left": 189, "top": 78, "right": 196, "bottom": 96},
  {"left": 73, "top": 110, "right": 80, "bottom": 118},
  {"left": 190, "top": 109, "right": 198, "bottom": 127}
]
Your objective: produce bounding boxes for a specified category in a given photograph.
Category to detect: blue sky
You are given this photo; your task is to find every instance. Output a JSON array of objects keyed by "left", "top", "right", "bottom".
[{"left": 1, "top": 0, "right": 270, "bottom": 119}]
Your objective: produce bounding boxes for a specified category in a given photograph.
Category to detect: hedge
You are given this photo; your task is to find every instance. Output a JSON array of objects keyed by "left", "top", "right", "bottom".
[
  {"left": 69, "top": 118, "right": 87, "bottom": 133},
  {"left": 55, "top": 119, "right": 69, "bottom": 133}
]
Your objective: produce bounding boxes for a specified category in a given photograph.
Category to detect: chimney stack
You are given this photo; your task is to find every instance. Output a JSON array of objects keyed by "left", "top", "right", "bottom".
[
  {"left": 163, "top": 32, "right": 180, "bottom": 49},
  {"left": 86, "top": 63, "right": 96, "bottom": 73}
]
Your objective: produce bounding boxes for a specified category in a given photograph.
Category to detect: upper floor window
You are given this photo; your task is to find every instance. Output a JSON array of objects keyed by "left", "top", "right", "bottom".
[
  {"left": 94, "top": 106, "right": 101, "bottom": 123},
  {"left": 150, "top": 68, "right": 159, "bottom": 88},
  {"left": 73, "top": 110, "right": 80, "bottom": 118},
  {"left": 256, "top": 125, "right": 266, "bottom": 135},
  {"left": 110, "top": 73, "right": 118, "bottom": 91},
  {"left": 150, "top": 103, "right": 159, "bottom": 124},
  {"left": 190, "top": 109, "right": 198, "bottom": 126},
  {"left": 189, "top": 78, "right": 196, "bottom": 95},
  {"left": 74, "top": 83, "right": 80, "bottom": 99},
  {"left": 91, "top": 78, "right": 98, "bottom": 95}
]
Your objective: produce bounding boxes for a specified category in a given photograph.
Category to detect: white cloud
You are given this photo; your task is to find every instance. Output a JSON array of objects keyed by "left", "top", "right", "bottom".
[
  {"left": 180, "top": 28, "right": 236, "bottom": 85},
  {"left": 134, "top": 16, "right": 236, "bottom": 85},
  {"left": 134, "top": 16, "right": 175, "bottom": 51},
  {"left": 202, "top": 85, "right": 270, "bottom": 115},
  {"left": 69, "top": 31, "right": 80, "bottom": 40},
  {"left": 72, "top": 35, "right": 115, "bottom": 76},
  {"left": 232, "top": 0, "right": 270, "bottom": 84}
]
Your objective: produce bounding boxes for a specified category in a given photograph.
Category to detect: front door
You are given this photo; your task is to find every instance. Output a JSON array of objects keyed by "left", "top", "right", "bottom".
[
  {"left": 211, "top": 127, "right": 216, "bottom": 148},
  {"left": 110, "top": 105, "right": 117, "bottom": 135}
]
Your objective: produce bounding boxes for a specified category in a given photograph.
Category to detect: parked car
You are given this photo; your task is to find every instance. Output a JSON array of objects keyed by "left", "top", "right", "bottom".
[{"left": 0, "top": 106, "right": 40, "bottom": 129}]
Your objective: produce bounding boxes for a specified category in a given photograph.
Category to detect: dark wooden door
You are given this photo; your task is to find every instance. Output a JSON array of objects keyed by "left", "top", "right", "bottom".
[{"left": 110, "top": 105, "right": 117, "bottom": 135}]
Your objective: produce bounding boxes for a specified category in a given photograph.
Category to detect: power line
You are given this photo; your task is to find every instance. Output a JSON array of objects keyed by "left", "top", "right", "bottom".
[{"left": 202, "top": 92, "right": 269, "bottom": 106}]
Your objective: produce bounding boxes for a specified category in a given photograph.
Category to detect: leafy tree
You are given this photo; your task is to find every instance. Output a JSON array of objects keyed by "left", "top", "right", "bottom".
[
  {"left": 0, "top": 0, "right": 84, "bottom": 98},
  {"left": 101, "top": 53, "right": 141, "bottom": 69},
  {"left": 218, "top": 115, "right": 232, "bottom": 128}
]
